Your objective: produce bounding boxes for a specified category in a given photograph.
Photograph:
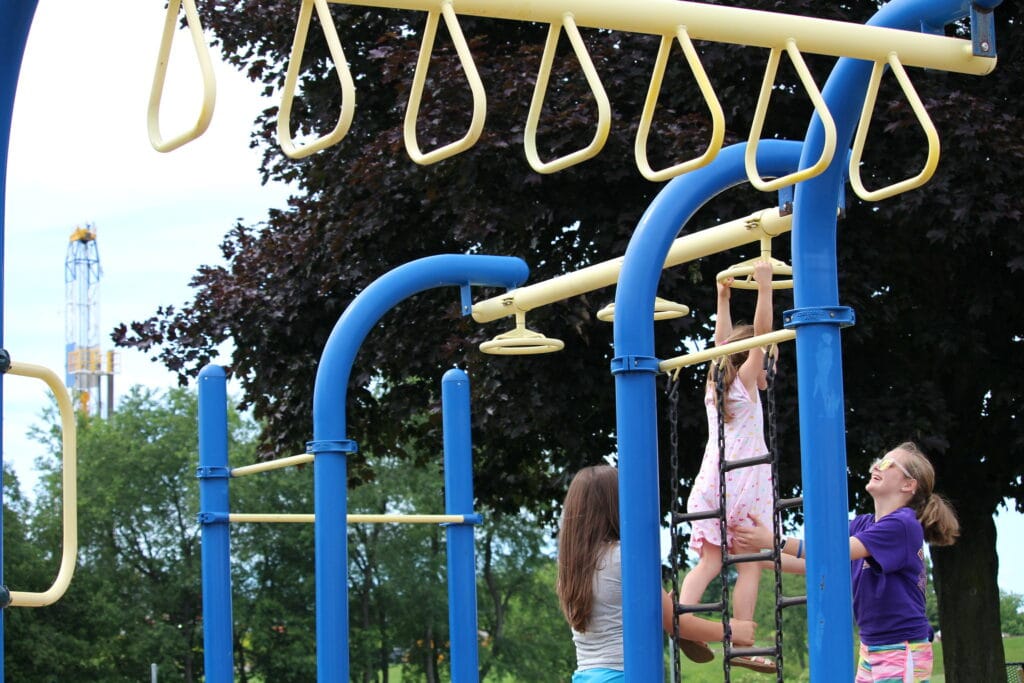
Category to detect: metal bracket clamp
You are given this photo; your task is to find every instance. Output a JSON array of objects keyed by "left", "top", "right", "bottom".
[
  {"left": 197, "top": 511, "right": 230, "bottom": 525},
  {"left": 305, "top": 439, "right": 359, "bottom": 455},
  {"left": 196, "top": 466, "right": 231, "bottom": 480},
  {"left": 610, "top": 355, "right": 662, "bottom": 375},
  {"left": 782, "top": 306, "right": 856, "bottom": 329},
  {"left": 0, "top": 349, "right": 10, "bottom": 373},
  {"left": 441, "top": 513, "right": 485, "bottom": 527},
  {"left": 970, "top": 3, "right": 997, "bottom": 58}
]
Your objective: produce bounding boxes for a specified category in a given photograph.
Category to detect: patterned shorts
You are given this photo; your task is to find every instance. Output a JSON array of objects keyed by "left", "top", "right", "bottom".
[{"left": 856, "top": 640, "right": 933, "bottom": 682}]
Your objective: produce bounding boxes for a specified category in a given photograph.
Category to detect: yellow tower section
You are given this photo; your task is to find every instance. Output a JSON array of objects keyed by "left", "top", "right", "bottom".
[{"left": 65, "top": 224, "right": 117, "bottom": 417}]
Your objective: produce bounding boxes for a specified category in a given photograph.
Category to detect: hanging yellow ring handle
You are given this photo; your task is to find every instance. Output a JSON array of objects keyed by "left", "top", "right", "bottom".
[
  {"left": 5, "top": 362, "right": 78, "bottom": 607},
  {"left": 405, "top": 1, "right": 487, "bottom": 164},
  {"left": 635, "top": 27, "right": 725, "bottom": 182},
  {"left": 147, "top": 0, "right": 216, "bottom": 153},
  {"left": 278, "top": 0, "right": 356, "bottom": 159},
  {"left": 479, "top": 312, "right": 565, "bottom": 355},
  {"left": 746, "top": 40, "right": 837, "bottom": 192},
  {"left": 848, "top": 53, "right": 940, "bottom": 202},
  {"left": 524, "top": 14, "right": 611, "bottom": 174}
]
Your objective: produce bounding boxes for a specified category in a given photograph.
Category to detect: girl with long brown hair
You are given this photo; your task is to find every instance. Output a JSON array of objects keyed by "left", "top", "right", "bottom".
[{"left": 557, "top": 465, "right": 756, "bottom": 682}]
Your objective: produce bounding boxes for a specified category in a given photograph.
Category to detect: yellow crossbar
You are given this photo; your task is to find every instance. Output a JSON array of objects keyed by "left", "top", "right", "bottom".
[
  {"left": 324, "top": 0, "right": 994, "bottom": 76},
  {"left": 472, "top": 207, "right": 791, "bottom": 323},
  {"left": 229, "top": 513, "right": 469, "bottom": 524},
  {"left": 231, "top": 454, "right": 315, "bottom": 477},
  {"left": 659, "top": 329, "right": 796, "bottom": 373}
]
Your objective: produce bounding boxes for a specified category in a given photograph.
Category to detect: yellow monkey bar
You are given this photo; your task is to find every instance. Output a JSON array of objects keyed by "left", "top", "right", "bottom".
[
  {"left": 229, "top": 513, "right": 471, "bottom": 524},
  {"left": 5, "top": 362, "right": 78, "bottom": 608},
  {"left": 471, "top": 207, "right": 792, "bottom": 324},
  {"left": 660, "top": 329, "right": 796, "bottom": 374},
  {"left": 151, "top": 0, "right": 994, "bottom": 190}
]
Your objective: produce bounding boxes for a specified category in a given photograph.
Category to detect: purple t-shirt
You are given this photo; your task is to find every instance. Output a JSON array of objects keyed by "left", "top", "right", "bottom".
[{"left": 850, "top": 507, "right": 930, "bottom": 645}]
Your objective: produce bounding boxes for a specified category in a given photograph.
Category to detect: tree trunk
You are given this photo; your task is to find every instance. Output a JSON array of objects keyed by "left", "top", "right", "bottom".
[{"left": 931, "top": 500, "right": 1004, "bottom": 682}]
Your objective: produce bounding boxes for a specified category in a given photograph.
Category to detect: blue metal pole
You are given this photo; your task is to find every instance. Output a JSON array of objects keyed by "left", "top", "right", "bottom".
[
  {"left": 312, "top": 254, "right": 528, "bottom": 682},
  {"left": 790, "top": 1, "right": 987, "bottom": 678},
  {"left": 614, "top": 141, "right": 803, "bottom": 682},
  {"left": 442, "top": 367, "right": 480, "bottom": 682},
  {"left": 198, "top": 365, "right": 234, "bottom": 683},
  {"left": 0, "top": 1, "right": 39, "bottom": 675}
]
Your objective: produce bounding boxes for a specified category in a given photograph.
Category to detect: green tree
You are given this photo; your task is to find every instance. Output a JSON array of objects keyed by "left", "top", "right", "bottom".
[
  {"left": 112, "top": 0, "right": 1024, "bottom": 677},
  {"left": 1000, "top": 592, "right": 1024, "bottom": 637}
]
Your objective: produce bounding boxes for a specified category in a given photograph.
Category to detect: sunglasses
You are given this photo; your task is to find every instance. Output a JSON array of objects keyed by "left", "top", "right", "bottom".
[{"left": 870, "top": 457, "right": 913, "bottom": 479}]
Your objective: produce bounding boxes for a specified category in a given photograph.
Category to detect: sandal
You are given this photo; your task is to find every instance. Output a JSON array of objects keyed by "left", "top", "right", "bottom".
[
  {"left": 732, "top": 655, "right": 777, "bottom": 674},
  {"left": 678, "top": 638, "right": 714, "bottom": 663}
]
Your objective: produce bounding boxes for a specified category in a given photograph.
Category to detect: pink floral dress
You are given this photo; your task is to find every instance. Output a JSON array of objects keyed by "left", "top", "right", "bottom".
[{"left": 687, "top": 378, "right": 774, "bottom": 554}]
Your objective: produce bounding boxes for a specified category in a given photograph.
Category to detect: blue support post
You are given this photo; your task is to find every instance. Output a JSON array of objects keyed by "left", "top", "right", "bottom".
[
  {"left": 0, "top": 2, "right": 40, "bottom": 674},
  {"left": 614, "top": 141, "right": 803, "bottom": 682},
  {"left": 789, "top": 1, "right": 988, "bottom": 678},
  {"left": 198, "top": 365, "right": 234, "bottom": 683},
  {"left": 442, "top": 367, "right": 479, "bottom": 682},
  {"left": 312, "top": 254, "right": 528, "bottom": 682}
]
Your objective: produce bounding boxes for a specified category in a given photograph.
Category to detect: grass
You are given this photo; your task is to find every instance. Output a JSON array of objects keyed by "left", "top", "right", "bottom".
[{"left": 383, "top": 637, "right": 1024, "bottom": 681}]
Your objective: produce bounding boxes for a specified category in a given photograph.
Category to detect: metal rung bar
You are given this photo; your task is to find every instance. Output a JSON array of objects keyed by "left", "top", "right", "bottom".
[
  {"left": 724, "top": 549, "right": 773, "bottom": 566},
  {"left": 727, "top": 646, "right": 777, "bottom": 659},
  {"left": 673, "top": 509, "right": 721, "bottom": 525},
  {"left": 675, "top": 601, "right": 723, "bottom": 616},
  {"left": 723, "top": 453, "right": 772, "bottom": 472},
  {"left": 228, "top": 513, "right": 473, "bottom": 524},
  {"left": 777, "top": 496, "right": 803, "bottom": 511},
  {"left": 779, "top": 595, "right": 808, "bottom": 609},
  {"left": 231, "top": 453, "right": 314, "bottom": 477}
]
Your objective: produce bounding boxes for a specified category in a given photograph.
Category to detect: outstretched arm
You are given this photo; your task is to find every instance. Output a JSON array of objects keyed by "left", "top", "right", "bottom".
[
  {"left": 736, "top": 260, "right": 774, "bottom": 390},
  {"left": 661, "top": 590, "right": 756, "bottom": 646},
  {"left": 731, "top": 514, "right": 870, "bottom": 569},
  {"left": 714, "top": 277, "right": 734, "bottom": 347}
]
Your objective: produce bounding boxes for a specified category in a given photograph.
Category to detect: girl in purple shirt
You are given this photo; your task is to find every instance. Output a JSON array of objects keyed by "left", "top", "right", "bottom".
[{"left": 733, "top": 441, "right": 960, "bottom": 681}]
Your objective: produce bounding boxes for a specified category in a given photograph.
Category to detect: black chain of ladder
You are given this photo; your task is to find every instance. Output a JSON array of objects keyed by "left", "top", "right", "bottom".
[
  {"left": 668, "top": 352, "right": 806, "bottom": 682},
  {"left": 667, "top": 375, "right": 683, "bottom": 683}
]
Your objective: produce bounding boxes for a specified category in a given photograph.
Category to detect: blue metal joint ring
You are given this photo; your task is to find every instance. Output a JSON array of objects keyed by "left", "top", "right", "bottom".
[
  {"left": 610, "top": 355, "right": 662, "bottom": 375},
  {"left": 196, "top": 465, "right": 231, "bottom": 479},
  {"left": 306, "top": 439, "right": 359, "bottom": 455},
  {"left": 441, "top": 513, "right": 484, "bottom": 527},
  {"left": 198, "top": 511, "right": 229, "bottom": 525},
  {"left": 783, "top": 306, "right": 856, "bottom": 329}
]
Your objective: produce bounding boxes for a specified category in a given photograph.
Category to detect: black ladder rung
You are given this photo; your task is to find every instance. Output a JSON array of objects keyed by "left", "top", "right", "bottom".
[
  {"left": 675, "top": 601, "right": 722, "bottom": 616},
  {"left": 724, "top": 549, "right": 773, "bottom": 566},
  {"left": 673, "top": 509, "right": 721, "bottom": 525},
  {"left": 779, "top": 595, "right": 808, "bottom": 609},
  {"left": 777, "top": 496, "right": 803, "bottom": 511},
  {"left": 726, "top": 646, "right": 778, "bottom": 659},
  {"left": 723, "top": 453, "right": 772, "bottom": 472}
]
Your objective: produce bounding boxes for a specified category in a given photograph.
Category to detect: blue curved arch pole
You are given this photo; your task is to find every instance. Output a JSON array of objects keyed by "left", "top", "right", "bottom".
[
  {"left": 789, "top": 0, "right": 995, "bottom": 678},
  {"left": 311, "top": 254, "right": 528, "bottom": 682},
  {"left": 0, "top": 2, "right": 39, "bottom": 679},
  {"left": 614, "top": 141, "right": 803, "bottom": 682}
]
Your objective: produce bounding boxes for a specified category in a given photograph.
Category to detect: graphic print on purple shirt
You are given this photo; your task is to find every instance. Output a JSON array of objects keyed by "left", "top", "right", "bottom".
[{"left": 850, "top": 507, "right": 931, "bottom": 645}]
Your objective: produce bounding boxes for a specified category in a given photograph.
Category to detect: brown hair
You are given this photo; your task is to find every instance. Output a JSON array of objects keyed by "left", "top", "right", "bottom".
[
  {"left": 706, "top": 324, "right": 754, "bottom": 423},
  {"left": 556, "top": 465, "right": 620, "bottom": 632},
  {"left": 892, "top": 442, "right": 960, "bottom": 547}
]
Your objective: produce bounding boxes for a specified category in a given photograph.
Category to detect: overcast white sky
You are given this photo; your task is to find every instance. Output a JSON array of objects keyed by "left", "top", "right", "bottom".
[{"left": 5, "top": 0, "right": 1024, "bottom": 597}]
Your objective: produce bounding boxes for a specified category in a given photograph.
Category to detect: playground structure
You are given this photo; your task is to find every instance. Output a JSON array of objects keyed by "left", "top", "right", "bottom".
[{"left": 0, "top": 0, "right": 1003, "bottom": 682}]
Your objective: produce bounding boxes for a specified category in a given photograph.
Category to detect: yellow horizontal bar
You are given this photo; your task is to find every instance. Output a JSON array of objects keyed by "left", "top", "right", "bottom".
[
  {"left": 229, "top": 513, "right": 468, "bottom": 524},
  {"left": 231, "top": 454, "right": 314, "bottom": 477},
  {"left": 325, "top": 0, "right": 993, "bottom": 76},
  {"left": 6, "top": 362, "right": 78, "bottom": 608},
  {"left": 659, "top": 329, "right": 796, "bottom": 373},
  {"left": 472, "top": 208, "right": 791, "bottom": 323}
]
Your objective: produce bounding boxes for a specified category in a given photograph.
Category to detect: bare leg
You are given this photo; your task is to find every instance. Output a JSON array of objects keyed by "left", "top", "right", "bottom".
[
  {"left": 679, "top": 543, "right": 723, "bottom": 607},
  {"left": 732, "top": 562, "right": 762, "bottom": 621}
]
